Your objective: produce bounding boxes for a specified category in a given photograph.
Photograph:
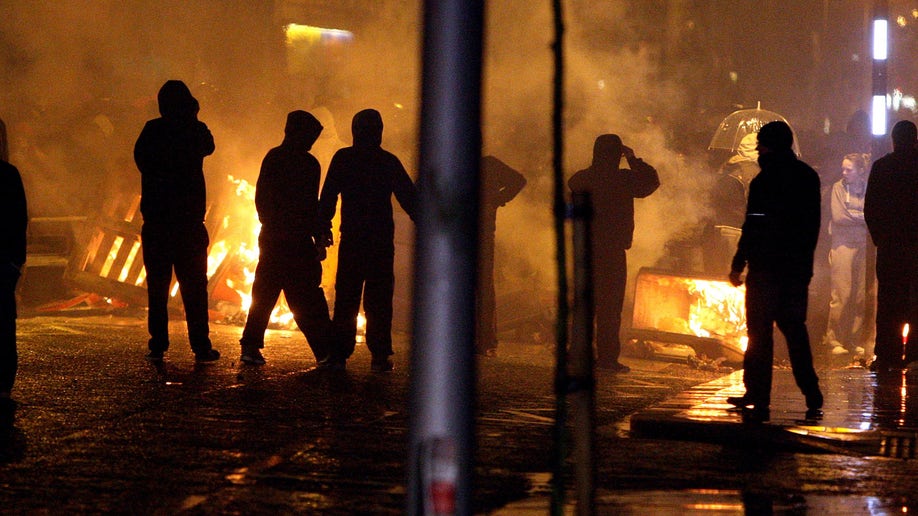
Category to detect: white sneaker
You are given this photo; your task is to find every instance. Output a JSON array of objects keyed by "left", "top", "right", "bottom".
[
  {"left": 831, "top": 345, "right": 849, "bottom": 355},
  {"left": 854, "top": 346, "right": 865, "bottom": 355}
]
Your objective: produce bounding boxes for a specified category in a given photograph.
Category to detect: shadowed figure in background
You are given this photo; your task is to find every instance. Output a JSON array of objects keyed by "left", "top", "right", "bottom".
[
  {"left": 318, "top": 109, "right": 417, "bottom": 372},
  {"left": 238, "top": 111, "right": 334, "bottom": 367},
  {"left": 823, "top": 153, "right": 872, "bottom": 358},
  {"left": 1, "top": 117, "right": 27, "bottom": 408},
  {"left": 864, "top": 120, "right": 918, "bottom": 371},
  {"left": 703, "top": 132, "right": 759, "bottom": 274},
  {"left": 727, "top": 121, "right": 823, "bottom": 422},
  {"left": 133, "top": 80, "right": 220, "bottom": 363},
  {"left": 476, "top": 156, "right": 527, "bottom": 357},
  {"left": 568, "top": 134, "right": 660, "bottom": 373}
]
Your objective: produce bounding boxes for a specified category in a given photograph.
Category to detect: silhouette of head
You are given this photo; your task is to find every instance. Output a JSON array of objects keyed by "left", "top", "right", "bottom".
[
  {"left": 846, "top": 110, "right": 870, "bottom": 137},
  {"left": 891, "top": 120, "right": 917, "bottom": 152},
  {"left": 352, "top": 109, "right": 383, "bottom": 149},
  {"left": 284, "top": 110, "right": 323, "bottom": 150},
  {"left": 756, "top": 121, "right": 794, "bottom": 153},
  {"left": 157, "top": 80, "right": 198, "bottom": 121},
  {"left": 592, "top": 134, "right": 623, "bottom": 166}
]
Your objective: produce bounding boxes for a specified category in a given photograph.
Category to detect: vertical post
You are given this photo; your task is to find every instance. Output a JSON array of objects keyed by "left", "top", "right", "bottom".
[
  {"left": 569, "top": 192, "right": 596, "bottom": 515},
  {"left": 407, "top": 1, "right": 483, "bottom": 515},
  {"left": 550, "top": 0, "right": 571, "bottom": 515},
  {"left": 871, "top": 0, "right": 888, "bottom": 139}
]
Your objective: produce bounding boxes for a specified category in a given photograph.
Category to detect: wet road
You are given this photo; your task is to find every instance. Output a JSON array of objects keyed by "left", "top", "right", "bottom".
[{"left": 3, "top": 314, "right": 918, "bottom": 513}]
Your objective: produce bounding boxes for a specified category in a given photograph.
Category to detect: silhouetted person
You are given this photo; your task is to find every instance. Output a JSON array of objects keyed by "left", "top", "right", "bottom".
[
  {"left": 133, "top": 80, "right": 219, "bottom": 363},
  {"left": 238, "top": 111, "right": 333, "bottom": 366},
  {"left": 318, "top": 109, "right": 417, "bottom": 372},
  {"left": 727, "top": 121, "right": 823, "bottom": 422},
  {"left": 568, "top": 134, "right": 659, "bottom": 372},
  {"left": 864, "top": 120, "right": 918, "bottom": 371},
  {"left": 1, "top": 119, "right": 27, "bottom": 407},
  {"left": 477, "top": 156, "right": 527, "bottom": 356}
]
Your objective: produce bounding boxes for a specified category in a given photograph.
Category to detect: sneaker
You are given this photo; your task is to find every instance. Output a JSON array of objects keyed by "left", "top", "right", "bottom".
[
  {"left": 371, "top": 358, "right": 394, "bottom": 373},
  {"left": 194, "top": 349, "right": 221, "bottom": 363},
  {"left": 146, "top": 350, "right": 164, "bottom": 362},
  {"left": 316, "top": 357, "right": 346, "bottom": 371},
  {"left": 741, "top": 406, "right": 770, "bottom": 423},
  {"left": 854, "top": 346, "right": 865, "bottom": 355},
  {"left": 240, "top": 348, "right": 266, "bottom": 365},
  {"left": 726, "top": 395, "right": 751, "bottom": 408},
  {"left": 831, "top": 345, "right": 849, "bottom": 355}
]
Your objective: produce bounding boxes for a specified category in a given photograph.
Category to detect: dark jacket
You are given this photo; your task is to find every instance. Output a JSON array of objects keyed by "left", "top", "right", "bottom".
[
  {"left": 567, "top": 156, "right": 659, "bottom": 250},
  {"left": 731, "top": 149, "right": 821, "bottom": 279},
  {"left": 134, "top": 81, "right": 214, "bottom": 225},
  {"left": 256, "top": 135, "right": 323, "bottom": 249},
  {"left": 864, "top": 148, "right": 918, "bottom": 250},
  {"left": 1, "top": 160, "right": 27, "bottom": 270},
  {"left": 318, "top": 110, "right": 417, "bottom": 246}
]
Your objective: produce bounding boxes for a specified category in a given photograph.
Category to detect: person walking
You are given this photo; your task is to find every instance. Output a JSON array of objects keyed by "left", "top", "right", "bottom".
[
  {"left": 568, "top": 134, "right": 660, "bottom": 372},
  {"left": 477, "top": 155, "right": 526, "bottom": 357},
  {"left": 727, "top": 121, "right": 823, "bottom": 422},
  {"left": 864, "top": 120, "right": 918, "bottom": 371},
  {"left": 318, "top": 109, "right": 417, "bottom": 372},
  {"left": 1, "top": 118, "right": 27, "bottom": 406},
  {"left": 823, "top": 153, "right": 872, "bottom": 358},
  {"left": 237, "top": 111, "right": 333, "bottom": 366},
  {"left": 133, "top": 80, "right": 220, "bottom": 363}
]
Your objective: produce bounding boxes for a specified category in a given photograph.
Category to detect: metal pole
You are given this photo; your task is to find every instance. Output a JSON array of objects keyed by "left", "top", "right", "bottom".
[
  {"left": 407, "top": 1, "right": 483, "bottom": 515},
  {"left": 550, "top": 0, "right": 570, "bottom": 514},
  {"left": 569, "top": 192, "right": 596, "bottom": 515}
]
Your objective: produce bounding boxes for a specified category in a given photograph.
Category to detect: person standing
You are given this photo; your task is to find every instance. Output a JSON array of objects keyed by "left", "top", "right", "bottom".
[
  {"left": 727, "top": 121, "right": 823, "bottom": 421},
  {"left": 568, "top": 134, "right": 659, "bottom": 372},
  {"left": 238, "top": 111, "right": 333, "bottom": 366},
  {"left": 133, "top": 80, "right": 220, "bottom": 363},
  {"left": 477, "top": 155, "right": 527, "bottom": 357},
  {"left": 318, "top": 109, "right": 417, "bottom": 372},
  {"left": 864, "top": 120, "right": 918, "bottom": 371},
  {"left": 823, "top": 153, "right": 872, "bottom": 357},
  {"left": 1, "top": 119, "right": 27, "bottom": 405}
]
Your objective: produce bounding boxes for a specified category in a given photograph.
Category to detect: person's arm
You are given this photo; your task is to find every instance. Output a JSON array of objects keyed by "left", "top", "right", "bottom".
[
  {"left": 1, "top": 164, "right": 27, "bottom": 275},
  {"left": 195, "top": 121, "right": 215, "bottom": 158},
  {"left": 392, "top": 159, "right": 418, "bottom": 221},
  {"left": 624, "top": 146, "right": 660, "bottom": 198},
  {"left": 318, "top": 152, "right": 344, "bottom": 235}
]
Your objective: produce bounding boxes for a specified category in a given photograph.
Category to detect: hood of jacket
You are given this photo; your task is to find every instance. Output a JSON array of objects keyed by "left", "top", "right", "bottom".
[
  {"left": 157, "top": 80, "right": 199, "bottom": 121},
  {"left": 352, "top": 109, "right": 383, "bottom": 149}
]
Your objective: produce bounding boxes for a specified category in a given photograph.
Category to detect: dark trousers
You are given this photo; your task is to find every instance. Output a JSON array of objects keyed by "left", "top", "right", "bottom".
[
  {"left": 331, "top": 237, "right": 394, "bottom": 361},
  {"left": 0, "top": 272, "right": 18, "bottom": 393},
  {"left": 141, "top": 222, "right": 212, "bottom": 354},
  {"left": 742, "top": 270, "right": 821, "bottom": 407},
  {"left": 593, "top": 247, "right": 627, "bottom": 364},
  {"left": 874, "top": 247, "right": 918, "bottom": 368},
  {"left": 240, "top": 243, "right": 331, "bottom": 361}
]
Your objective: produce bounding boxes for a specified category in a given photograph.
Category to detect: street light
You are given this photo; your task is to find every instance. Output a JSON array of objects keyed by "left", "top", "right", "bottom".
[{"left": 872, "top": 4, "right": 888, "bottom": 136}]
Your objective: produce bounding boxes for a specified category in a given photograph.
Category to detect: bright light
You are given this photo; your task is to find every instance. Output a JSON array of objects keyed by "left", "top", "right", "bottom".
[
  {"left": 873, "top": 19, "right": 888, "bottom": 60},
  {"left": 872, "top": 95, "right": 887, "bottom": 135}
]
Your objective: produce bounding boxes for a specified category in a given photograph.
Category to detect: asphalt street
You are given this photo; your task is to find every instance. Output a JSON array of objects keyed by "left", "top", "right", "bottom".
[{"left": 3, "top": 313, "right": 918, "bottom": 513}]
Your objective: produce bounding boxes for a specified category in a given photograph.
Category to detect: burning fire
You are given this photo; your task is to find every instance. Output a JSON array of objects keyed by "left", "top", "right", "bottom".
[{"left": 684, "top": 278, "right": 747, "bottom": 352}]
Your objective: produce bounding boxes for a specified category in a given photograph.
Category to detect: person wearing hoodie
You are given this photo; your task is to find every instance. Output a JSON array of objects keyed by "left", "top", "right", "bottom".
[
  {"left": 864, "top": 120, "right": 918, "bottom": 371},
  {"left": 823, "top": 153, "right": 871, "bottom": 358},
  {"left": 727, "top": 121, "right": 823, "bottom": 422},
  {"left": 238, "top": 111, "right": 333, "bottom": 366},
  {"left": 318, "top": 109, "right": 417, "bottom": 372},
  {"left": 0, "top": 117, "right": 27, "bottom": 406},
  {"left": 568, "top": 134, "right": 660, "bottom": 373},
  {"left": 133, "top": 80, "right": 219, "bottom": 363}
]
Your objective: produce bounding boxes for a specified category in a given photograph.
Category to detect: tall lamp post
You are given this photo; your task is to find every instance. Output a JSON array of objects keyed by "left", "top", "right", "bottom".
[{"left": 872, "top": 1, "right": 889, "bottom": 139}]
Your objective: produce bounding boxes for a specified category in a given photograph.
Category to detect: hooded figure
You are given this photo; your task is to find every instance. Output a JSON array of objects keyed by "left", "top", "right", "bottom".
[
  {"left": 133, "top": 80, "right": 219, "bottom": 363},
  {"left": 318, "top": 108, "right": 418, "bottom": 371},
  {"left": 238, "top": 110, "right": 332, "bottom": 366},
  {"left": 568, "top": 133, "right": 660, "bottom": 372}
]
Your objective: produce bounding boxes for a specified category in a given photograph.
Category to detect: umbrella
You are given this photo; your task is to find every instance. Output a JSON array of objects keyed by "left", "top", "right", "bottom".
[{"left": 708, "top": 102, "right": 799, "bottom": 155}]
